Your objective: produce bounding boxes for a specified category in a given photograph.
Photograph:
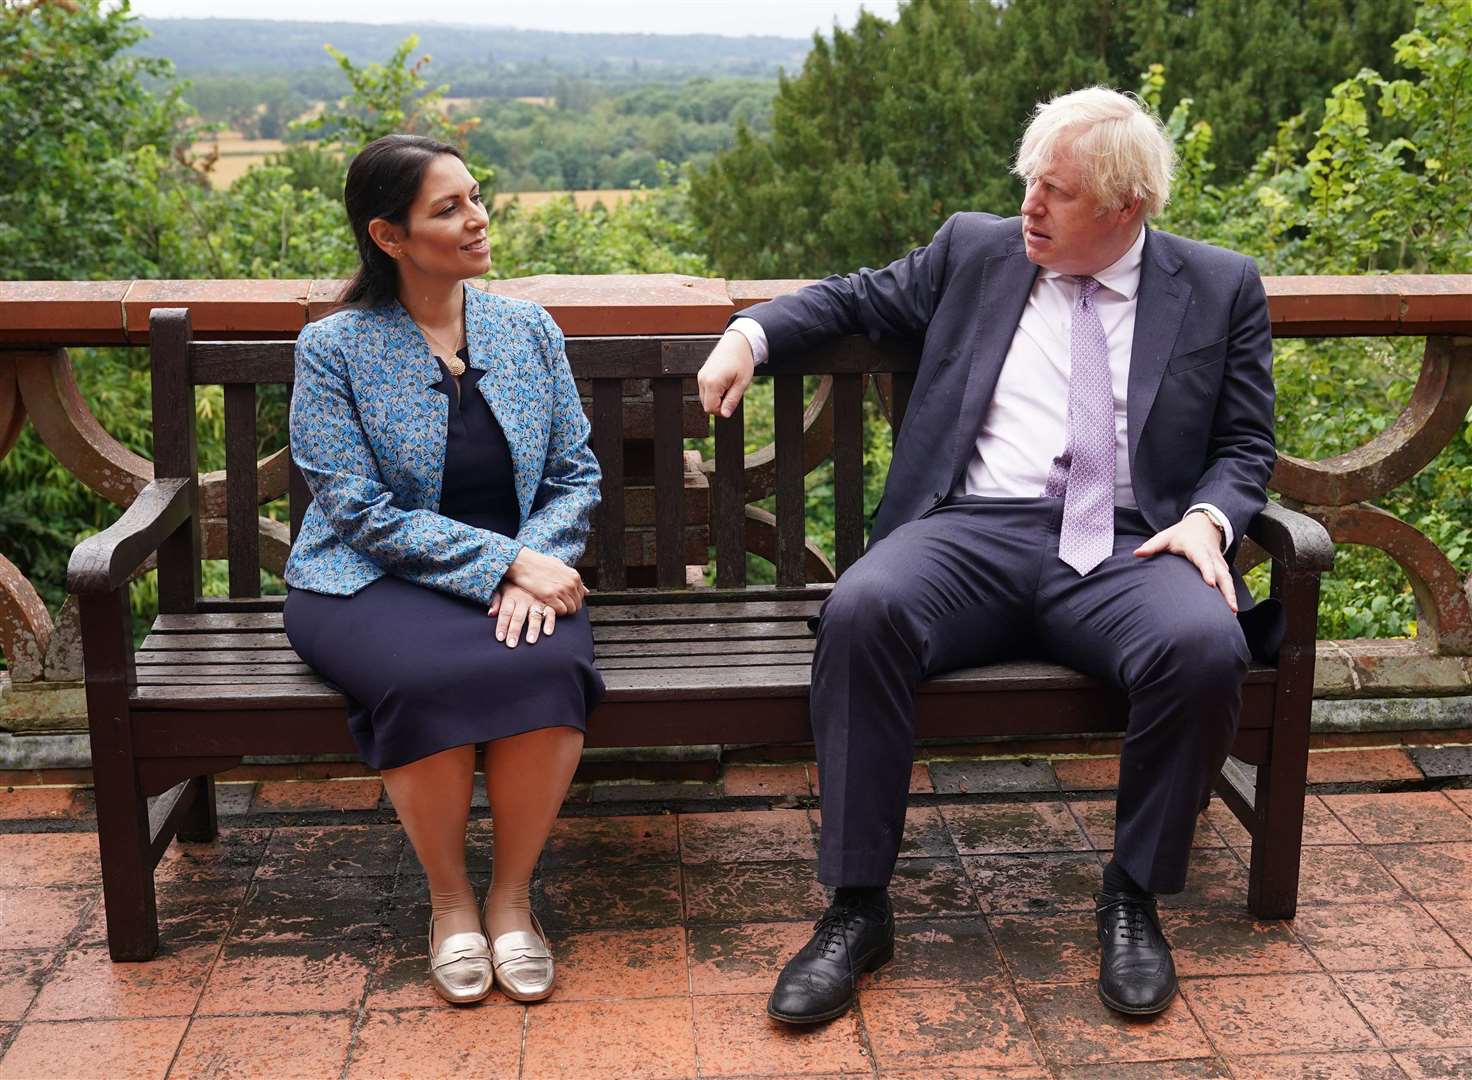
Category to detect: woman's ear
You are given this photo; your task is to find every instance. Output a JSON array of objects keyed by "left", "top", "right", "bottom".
[{"left": 367, "top": 218, "right": 405, "bottom": 259}]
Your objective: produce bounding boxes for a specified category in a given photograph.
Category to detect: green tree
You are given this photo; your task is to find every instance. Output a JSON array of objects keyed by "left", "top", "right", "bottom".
[
  {"left": 1152, "top": 0, "right": 1472, "bottom": 639},
  {"left": 293, "top": 33, "right": 494, "bottom": 185},
  {"left": 1129, "top": 0, "right": 1416, "bottom": 179},
  {"left": 0, "top": 0, "right": 193, "bottom": 280},
  {"left": 692, "top": 0, "right": 1012, "bottom": 278},
  {"left": 489, "top": 174, "right": 709, "bottom": 278},
  {"left": 690, "top": 0, "right": 1416, "bottom": 278}
]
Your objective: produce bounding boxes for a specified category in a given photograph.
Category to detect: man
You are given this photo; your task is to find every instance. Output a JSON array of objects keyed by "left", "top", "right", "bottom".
[{"left": 697, "top": 87, "right": 1277, "bottom": 1023}]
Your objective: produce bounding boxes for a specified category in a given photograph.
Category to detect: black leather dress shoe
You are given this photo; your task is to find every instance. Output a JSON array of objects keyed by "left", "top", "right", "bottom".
[
  {"left": 1095, "top": 892, "right": 1178, "bottom": 1015},
  {"left": 767, "top": 893, "right": 895, "bottom": 1024}
]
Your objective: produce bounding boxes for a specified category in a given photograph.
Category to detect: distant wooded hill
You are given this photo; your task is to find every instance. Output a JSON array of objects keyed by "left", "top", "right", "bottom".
[{"left": 134, "top": 18, "right": 808, "bottom": 96}]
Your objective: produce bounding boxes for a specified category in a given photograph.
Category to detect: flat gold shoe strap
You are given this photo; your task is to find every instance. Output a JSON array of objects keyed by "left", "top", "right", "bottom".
[
  {"left": 492, "top": 929, "right": 551, "bottom": 963},
  {"left": 432, "top": 931, "right": 492, "bottom": 969}
]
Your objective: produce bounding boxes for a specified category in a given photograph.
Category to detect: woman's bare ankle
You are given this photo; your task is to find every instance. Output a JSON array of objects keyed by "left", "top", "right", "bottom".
[
  {"left": 482, "top": 881, "right": 537, "bottom": 940},
  {"left": 429, "top": 880, "right": 481, "bottom": 946}
]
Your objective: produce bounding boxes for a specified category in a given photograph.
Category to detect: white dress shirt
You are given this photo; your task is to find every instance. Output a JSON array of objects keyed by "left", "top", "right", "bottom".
[
  {"left": 963, "top": 227, "right": 1145, "bottom": 509},
  {"left": 729, "top": 226, "right": 1231, "bottom": 548}
]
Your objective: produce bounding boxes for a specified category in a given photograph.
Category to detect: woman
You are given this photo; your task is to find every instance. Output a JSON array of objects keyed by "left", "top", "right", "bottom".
[{"left": 282, "top": 133, "right": 603, "bottom": 1005}]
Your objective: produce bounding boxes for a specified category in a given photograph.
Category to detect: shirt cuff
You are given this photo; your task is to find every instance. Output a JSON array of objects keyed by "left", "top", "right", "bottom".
[
  {"left": 1186, "top": 503, "right": 1233, "bottom": 551},
  {"left": 729, "top": 317, "right": 770, "bottom": 366}
]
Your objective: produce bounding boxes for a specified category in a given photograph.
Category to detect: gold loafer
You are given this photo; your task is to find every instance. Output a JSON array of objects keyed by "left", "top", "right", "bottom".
[
  {"left": 429, "top": 925, "right": 495, "bottom": 1005},
  {"left": 489, "top": 911, "right": 555, "bottom": 1002}
]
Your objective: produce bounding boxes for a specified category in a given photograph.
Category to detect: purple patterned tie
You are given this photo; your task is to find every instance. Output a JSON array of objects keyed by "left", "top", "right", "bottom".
[{"left": 1043, "top": 276, "right": 1115, "bottom": 575}]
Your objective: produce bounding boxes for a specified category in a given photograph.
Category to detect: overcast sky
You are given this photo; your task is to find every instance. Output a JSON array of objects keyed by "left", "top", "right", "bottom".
[{"left": 126, "top": 1, "right": 906, "bottom": 40}]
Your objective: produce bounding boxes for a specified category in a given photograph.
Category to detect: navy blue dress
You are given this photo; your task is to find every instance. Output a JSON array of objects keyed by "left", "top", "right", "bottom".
[{"left": 283, "top": 351, "right": 604, "bottom": 769}]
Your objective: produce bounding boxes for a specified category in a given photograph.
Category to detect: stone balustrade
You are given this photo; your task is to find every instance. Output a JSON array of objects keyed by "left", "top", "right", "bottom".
[{"left": 1, "top": 275, "right": 1470, "bottom": 749}]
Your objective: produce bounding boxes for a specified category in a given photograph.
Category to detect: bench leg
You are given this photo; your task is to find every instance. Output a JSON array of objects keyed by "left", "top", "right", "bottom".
[
  {"left": 92, "top": 740, "right": 161, "bottom": 961},
  {"left": 176, "top": 774, "right": 219, "bottom": 843},
  {"left": 1245, "top": 659, "right": 1313, "bottom": 918},
  {"left": 1246, "top": 747, "right": 1308, "bottom": 920},
  {"left": 1245, "top": 566, "right": 1318, "bottom": 920},
  {"left": 79, "top": 589, "right": 160, "bottom": 961}
]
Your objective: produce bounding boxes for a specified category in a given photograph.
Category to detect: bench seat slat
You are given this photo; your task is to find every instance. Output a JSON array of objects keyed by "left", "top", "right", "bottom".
[
  {"left": 133, "top": 684, "right": 342, "bottom": 707},
  {"left": 136, "top": 674, "right": 328, "bottom": 686},
  {"left": 137, "top": 663, "right": 314, "bottom": 677},
  {"left": 142, "top": 632, "right": 292, "bottom": 650},
  {"left": 151, "top": 599, "right": 826, "bottom": 632},
  {"left": 595, "top": 639, "right": 814, "bottom": 658},
  {"left": 592, "top": 622, "right": 817, "bottom": 642},
  {"left": 136, "top": 649, "right": 299, "bottom": 665},
  {"left": 591, "top": 601, "right": 822, "bottom": 623},
  {"left": 133, "top": 639, "right": 821, "bottom": 665},
  {"left": 153, "top": 612, "right": 285, "bottom": 631},
  {"left": 595, "top": 653, "right": 816, "bottom": 670},
  {"left": 143, "top": 624, "right": 822, "bottom": 649}
]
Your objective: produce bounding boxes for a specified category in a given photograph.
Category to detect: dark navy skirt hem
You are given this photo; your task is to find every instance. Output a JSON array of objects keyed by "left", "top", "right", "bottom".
[{"left": 283, "top": 576, "right": 603, "bottom": 772}]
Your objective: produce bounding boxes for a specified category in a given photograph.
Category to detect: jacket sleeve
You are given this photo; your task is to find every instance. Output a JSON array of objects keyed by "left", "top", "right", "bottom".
[
  {"left": 289, "top": 319, "right": 523, "bottom": 604},
  {"left": 1188, "top": 257, "right": 1277, "bottom": 547},
  {"left": 736, "top": 212, "right": 964, "bottom": 362},
  {"left": 515, "top": 308, "right": 602, "bottom": 566}
]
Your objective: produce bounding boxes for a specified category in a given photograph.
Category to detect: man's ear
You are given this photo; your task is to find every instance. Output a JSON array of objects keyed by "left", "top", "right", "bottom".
[{"left": 367, "top": 218, "right": 405, "bottom": 259}]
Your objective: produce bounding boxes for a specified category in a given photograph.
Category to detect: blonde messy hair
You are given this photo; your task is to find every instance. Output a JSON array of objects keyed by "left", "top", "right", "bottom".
[{"left": 1012, "top": 87, "right": 1174, "bottom": 219}]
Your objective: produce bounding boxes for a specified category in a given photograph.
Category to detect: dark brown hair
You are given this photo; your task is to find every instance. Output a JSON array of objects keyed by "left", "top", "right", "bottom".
[{"left": 340, "top": 134, "right": 464, "bottom": 308}]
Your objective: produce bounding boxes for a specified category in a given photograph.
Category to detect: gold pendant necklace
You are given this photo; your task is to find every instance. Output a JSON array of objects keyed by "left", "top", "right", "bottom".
[{"left": 415, "top": 319, "right": 466, "bottom": 376}]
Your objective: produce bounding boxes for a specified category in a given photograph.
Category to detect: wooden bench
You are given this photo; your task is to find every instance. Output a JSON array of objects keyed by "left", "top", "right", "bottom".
[{"left": 69, "top": 307, "right": 1334, "bottom": 961}]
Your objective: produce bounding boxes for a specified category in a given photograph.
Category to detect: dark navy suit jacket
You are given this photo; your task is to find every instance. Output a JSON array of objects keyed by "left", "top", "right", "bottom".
[
  {"left": 743, "top": 212, "right": 1276, "bottom": 552},
  {"left": 741, "top": 212, "right": 1281, "bottom": 653}
]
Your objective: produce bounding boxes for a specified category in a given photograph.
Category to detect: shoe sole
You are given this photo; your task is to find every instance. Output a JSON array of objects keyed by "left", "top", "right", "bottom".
[
  {"left": 496, "top": 981, "right": 554, "bottom": 1003},
  {"left": 491, "top": 961, "right": 555, "bottom": 1003},
  {"left": 766, "top": 940, "right": 894, "bottom": 1025},
  {"left": 1097, "top": 981, "right": 1178, "bottom": 1016},
  {"left": 431, "top": 980, "right": 495, "bottom": 1006}
]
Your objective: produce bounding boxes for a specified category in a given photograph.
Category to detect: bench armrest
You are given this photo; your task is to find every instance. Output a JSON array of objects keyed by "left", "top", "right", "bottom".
[
  {"left": 67, "top": 478, "right": 193, "bottom": 595},
  {"left": 1246, "top": 501, "right": 1334, "bottom": 575}
]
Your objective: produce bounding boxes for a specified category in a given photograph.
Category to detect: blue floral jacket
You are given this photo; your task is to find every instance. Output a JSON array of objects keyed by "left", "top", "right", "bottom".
[{"left": 284, "top": 285, "right": 601, "bottom": 605}]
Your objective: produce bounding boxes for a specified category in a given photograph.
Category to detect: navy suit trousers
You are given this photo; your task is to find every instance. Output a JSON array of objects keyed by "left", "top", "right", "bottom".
[{"left": 812, "top": 496, "right": 1250, "bottom": 894}]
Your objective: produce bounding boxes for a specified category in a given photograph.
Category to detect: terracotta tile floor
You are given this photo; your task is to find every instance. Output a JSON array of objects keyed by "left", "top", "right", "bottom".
[{"left": 2, "top": 781, "right": 1472, "bottom": 1077}]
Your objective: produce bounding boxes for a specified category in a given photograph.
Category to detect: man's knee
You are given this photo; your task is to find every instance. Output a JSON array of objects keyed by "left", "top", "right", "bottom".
[
  {"left": 1138, "top": 611, "right": 1249, "bottom": 697},
  {"left": 818, "top": 556, "right": 916, "bottom": 650}
]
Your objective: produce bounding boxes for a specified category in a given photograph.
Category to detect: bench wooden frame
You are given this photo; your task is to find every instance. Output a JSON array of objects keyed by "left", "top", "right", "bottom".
[{"left": 69, "top": 308, "right": 1333, "bottom": 961}]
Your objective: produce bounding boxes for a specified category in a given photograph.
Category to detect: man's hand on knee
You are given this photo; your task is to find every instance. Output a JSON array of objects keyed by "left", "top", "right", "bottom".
[
  {"left": 1132, "top": 514, "right": 1237, "bottom": 613},
  {"left": 697, "top": 329, "right": 755, "bottom": 418}
]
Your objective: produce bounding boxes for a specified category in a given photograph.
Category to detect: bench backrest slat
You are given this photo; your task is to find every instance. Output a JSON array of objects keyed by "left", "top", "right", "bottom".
[
  {"left": 712, "top": 400, "right": 745, "bottom": 587},
  {"left": 651, "top": 376, "right": 686, "bottom": 588},
  {"left": 832, "top": 373, "right": 866, "bottom": 575},
  {"left": 774, "top": 375, "right": 806, "bottom": 587},
  {"left": 151, "top": 309, "right": 203, "bottom": 614},
  {"left": 287, "top": 455, "right": 309, "bottom": 543},
  {"left": 888, "top": 371, "right": 915, "bottom": 444},
  {"left": 222, "top": 383, "right": 261, "bottom": 598},
  {"left": 190, "top": 342, "right": 294, "bottom": 384},
  {"left": 591, "top": 378, "right": 627, "bottom": 589}
]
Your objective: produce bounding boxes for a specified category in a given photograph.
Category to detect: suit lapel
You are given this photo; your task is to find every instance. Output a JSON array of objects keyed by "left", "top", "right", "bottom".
[
  {"left": 372, "top": 301, "right": 448, "bottom": 510},
  {"left": 1126, "top": 229, "right": 1190, "bottom": 475},
  {"left": 464, "top": 286, "right": 539, "bottom": 523},
  {"left": 949, "top": 236, "right": 1039, "bottom": 491}
]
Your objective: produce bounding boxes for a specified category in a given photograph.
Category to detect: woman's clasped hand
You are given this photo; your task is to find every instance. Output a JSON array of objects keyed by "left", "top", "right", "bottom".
[{"left": 490, "top": 547, "right": 587, "bottom": 648}]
